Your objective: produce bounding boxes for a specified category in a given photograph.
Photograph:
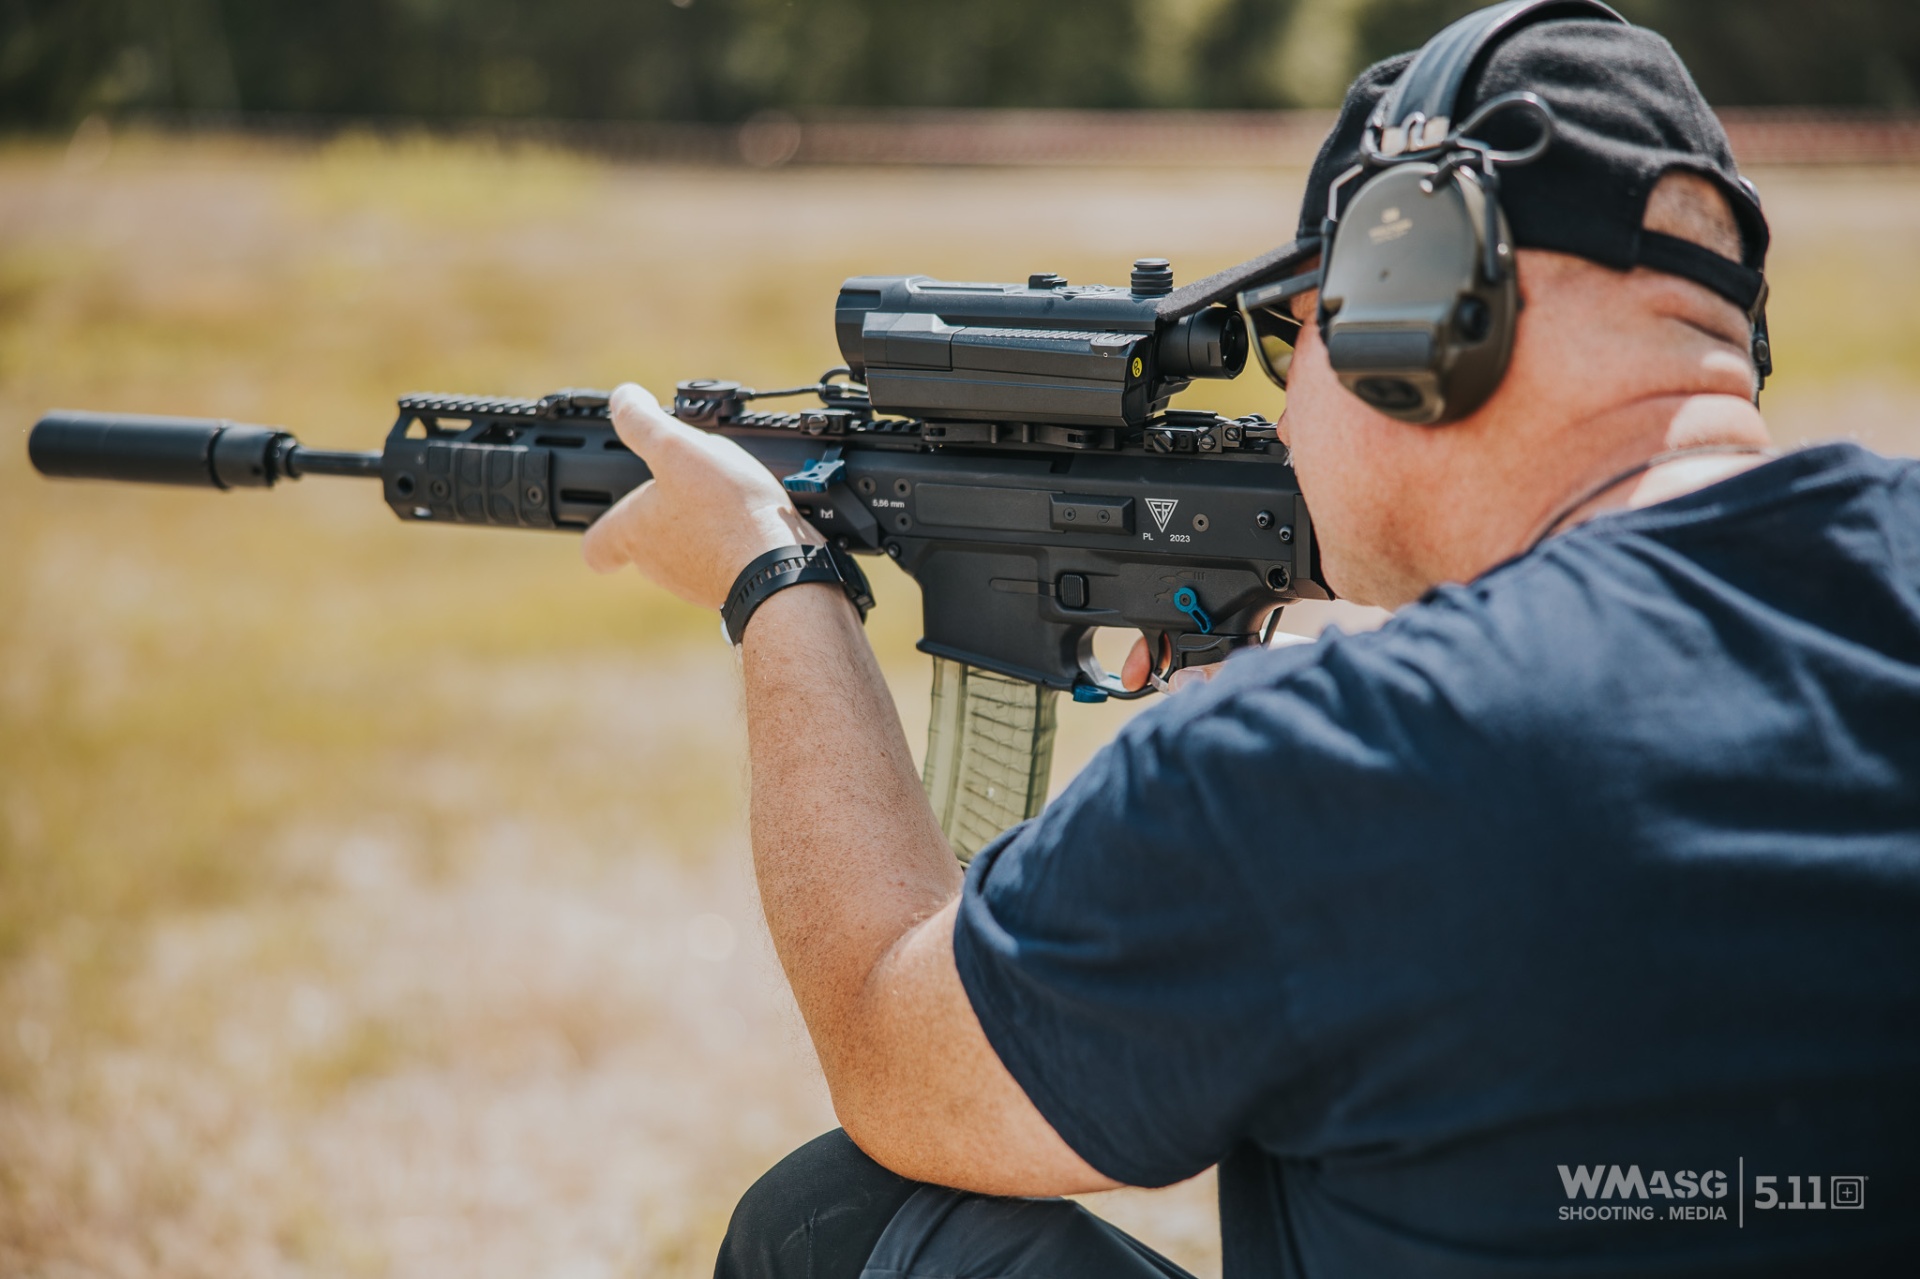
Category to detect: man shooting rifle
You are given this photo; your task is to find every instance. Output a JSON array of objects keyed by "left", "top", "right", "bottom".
[{"left": 583, "top": 3, "right": 1919, "bottom": 1275}]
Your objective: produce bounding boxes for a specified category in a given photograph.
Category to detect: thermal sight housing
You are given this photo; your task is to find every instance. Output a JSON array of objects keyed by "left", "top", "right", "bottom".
[{"left": 835, "top": 259, "right": 1246, "bottom": 444}]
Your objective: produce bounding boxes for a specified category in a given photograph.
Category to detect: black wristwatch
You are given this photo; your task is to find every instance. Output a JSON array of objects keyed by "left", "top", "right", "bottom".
[{"left": 720, "top": 543, "right": 874, "bottom": 646}]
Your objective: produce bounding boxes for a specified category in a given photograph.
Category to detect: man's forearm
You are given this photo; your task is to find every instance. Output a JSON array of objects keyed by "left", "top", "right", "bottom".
[{"left": 739, "top": 581, "right": 963, "bottom": 1095}]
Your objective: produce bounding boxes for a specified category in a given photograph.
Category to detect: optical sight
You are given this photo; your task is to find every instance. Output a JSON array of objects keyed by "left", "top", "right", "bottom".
[{"left": 836, "top": 259, "right": 1247, "bottom": 436}]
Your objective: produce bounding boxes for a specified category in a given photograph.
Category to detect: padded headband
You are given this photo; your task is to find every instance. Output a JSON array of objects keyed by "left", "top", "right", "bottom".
[{"left": 1373, "top": 0, "right": 1625, "bottom": 146}]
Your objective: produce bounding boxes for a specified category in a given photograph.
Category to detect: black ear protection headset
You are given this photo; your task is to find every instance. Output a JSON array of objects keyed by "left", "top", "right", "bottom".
[{"left": 1237, "top": 0, "right": 1773, "bottom": 426}]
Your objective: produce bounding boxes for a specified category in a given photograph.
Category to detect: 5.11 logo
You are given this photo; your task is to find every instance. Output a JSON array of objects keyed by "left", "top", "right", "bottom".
[{"left": 1754, "top": 1174, "right": 1866, "bottom": 1211}]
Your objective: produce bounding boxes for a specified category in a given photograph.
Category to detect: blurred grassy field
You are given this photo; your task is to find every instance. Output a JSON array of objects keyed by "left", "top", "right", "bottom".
[{"left": 1, "top": 130, "right": 1916, "bottom": 1278}]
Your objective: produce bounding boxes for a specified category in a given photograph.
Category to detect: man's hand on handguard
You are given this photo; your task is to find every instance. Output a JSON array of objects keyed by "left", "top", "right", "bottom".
[
  {"left": 582, "top": 383, "right": 822, "bottom": 603},
  {"left": 582, "top": 383, "right": 1119, "bottom": 1197}
]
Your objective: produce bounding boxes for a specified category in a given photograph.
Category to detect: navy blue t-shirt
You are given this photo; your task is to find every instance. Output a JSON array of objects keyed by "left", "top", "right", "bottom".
[{"left": 955, "top": 443, "right": 1920, "bottom": 1276}]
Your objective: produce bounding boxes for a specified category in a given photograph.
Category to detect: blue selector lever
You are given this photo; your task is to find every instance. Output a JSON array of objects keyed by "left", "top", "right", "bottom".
[{"left": 1172, "top": 586, "right": 1213, "bottom": 634}]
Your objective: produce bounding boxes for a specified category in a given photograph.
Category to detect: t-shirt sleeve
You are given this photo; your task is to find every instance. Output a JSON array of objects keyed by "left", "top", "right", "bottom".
[{"left": 953, "top": 649, "right": 1337, "bottom": 1187}]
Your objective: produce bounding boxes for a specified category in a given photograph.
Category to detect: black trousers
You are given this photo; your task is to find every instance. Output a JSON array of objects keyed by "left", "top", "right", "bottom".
[{"left": 714, "top": 1129, "right": 1198, "bottom": 1279}]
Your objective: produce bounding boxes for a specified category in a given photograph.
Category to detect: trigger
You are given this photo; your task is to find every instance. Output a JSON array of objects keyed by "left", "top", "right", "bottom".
[{"left": 1149, "top": 631, "right": 1175, "bottom": 693}]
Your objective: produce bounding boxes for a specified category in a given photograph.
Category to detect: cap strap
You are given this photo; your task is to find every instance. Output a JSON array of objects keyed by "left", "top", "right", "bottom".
[{"left": 1635, "top": 231, "right": 1767, "bottom": 316}]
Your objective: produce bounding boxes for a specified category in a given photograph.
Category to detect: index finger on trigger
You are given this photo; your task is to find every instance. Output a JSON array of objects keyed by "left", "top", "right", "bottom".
[{"left": 1121, "top": 635, "right": 1153, "bottom": 692}]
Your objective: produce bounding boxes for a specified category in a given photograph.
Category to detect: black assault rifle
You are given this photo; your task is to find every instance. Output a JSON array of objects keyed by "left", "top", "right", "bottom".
[{"left": 28, "top": 257, "right": 1326, "bottom": 857}]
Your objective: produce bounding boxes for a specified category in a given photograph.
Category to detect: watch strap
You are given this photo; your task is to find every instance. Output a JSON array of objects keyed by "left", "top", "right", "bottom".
[{"left": 721, "top": 543, "right": 871, "bottom": 646}]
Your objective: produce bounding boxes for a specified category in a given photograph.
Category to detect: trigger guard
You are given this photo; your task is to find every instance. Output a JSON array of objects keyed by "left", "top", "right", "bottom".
[
  {"left": 1071, "top": 628, "right": 1158, "bottom": 702},
  {"left": 1068, "top": 627, "right": 1262, "bottom": 703}
]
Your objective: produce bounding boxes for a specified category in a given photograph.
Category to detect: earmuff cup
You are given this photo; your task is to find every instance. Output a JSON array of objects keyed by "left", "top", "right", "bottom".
[{"left": 1320, "top": 163, "right": 1519, "bottom": 426}]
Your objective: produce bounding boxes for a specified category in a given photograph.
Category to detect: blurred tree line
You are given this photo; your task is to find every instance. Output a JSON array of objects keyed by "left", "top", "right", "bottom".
[{"left": 4, "top": 0, "right": 1916, "bottom": 127}]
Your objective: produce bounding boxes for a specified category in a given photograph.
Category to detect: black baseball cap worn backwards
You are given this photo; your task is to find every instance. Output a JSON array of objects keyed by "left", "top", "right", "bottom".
[{"left": 1162, "top": 0, "right": 1772, "bottom": 325}]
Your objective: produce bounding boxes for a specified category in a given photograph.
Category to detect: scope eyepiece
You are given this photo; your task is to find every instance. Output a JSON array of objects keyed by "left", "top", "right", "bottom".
[{"left": 1157, "top": 306, "right": 1248, "bottom": 380}]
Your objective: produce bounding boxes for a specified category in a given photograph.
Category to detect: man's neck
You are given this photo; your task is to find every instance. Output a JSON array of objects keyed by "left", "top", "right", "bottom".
[
  {"left": 1535, "top": 391, "right": 1773, "bottom": 545},
  {"left": 1392, "top": 391, "right": 1771, "bottom": 603}
]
